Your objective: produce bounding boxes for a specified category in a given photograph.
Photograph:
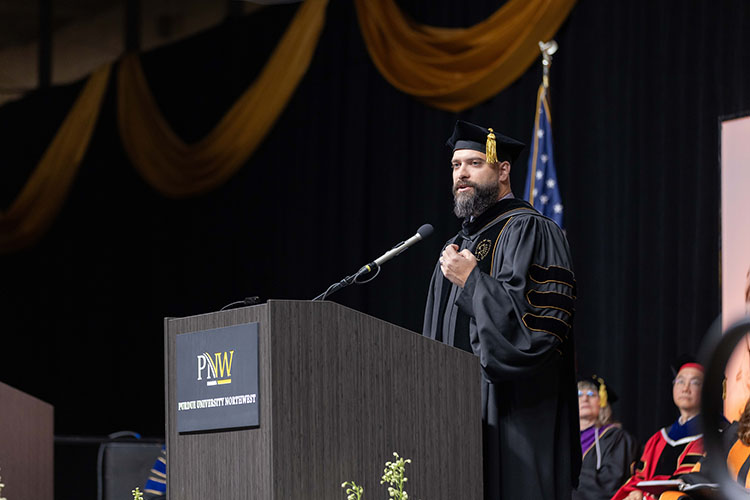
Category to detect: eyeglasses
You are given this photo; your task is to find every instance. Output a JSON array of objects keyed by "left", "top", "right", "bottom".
[
  {"left": 578, "top": 390, "right": 597, "bottom": 398},
  {"left": 673, "top": 378, "right": 703, "bottom": 387}
]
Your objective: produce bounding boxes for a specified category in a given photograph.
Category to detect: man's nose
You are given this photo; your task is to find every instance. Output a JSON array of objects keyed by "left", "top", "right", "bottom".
[{"left": 455, "top": 163, "right": 468, "bottom": 178}]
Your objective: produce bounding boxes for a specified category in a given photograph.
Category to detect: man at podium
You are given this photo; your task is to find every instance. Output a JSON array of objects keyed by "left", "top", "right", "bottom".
[{"left": 423, "top": 120, "right": 581, "bottom": 500}]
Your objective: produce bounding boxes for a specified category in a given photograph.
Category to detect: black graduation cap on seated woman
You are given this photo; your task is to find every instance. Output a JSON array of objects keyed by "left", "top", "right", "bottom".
[
  {"left": 579, "top": 374, "right": 619, "bottom": 407},
  {"left": 446, "top": 120, "right": 526, "bottom": 165}
]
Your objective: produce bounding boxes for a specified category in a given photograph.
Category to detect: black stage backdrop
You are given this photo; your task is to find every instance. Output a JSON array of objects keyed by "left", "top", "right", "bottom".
[{"left": 1, "top": 0, "right": 749, "bottom": 496}]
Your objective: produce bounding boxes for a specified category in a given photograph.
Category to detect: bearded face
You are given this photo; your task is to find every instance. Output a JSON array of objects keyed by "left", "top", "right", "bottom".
[
  {"left": 453, "top": 177, "right": 501, "bottom": 218},
  {"left": 450, "top": 149, "right": 506, "bottom": 218}
]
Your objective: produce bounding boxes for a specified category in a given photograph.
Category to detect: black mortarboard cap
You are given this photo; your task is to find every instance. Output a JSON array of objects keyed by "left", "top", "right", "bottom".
[
  {"left": 578, "top": 374, "right": 619, "bottom": 406},
  {"left": 446, "top": 120, "right": 526, "bottom": 164}
]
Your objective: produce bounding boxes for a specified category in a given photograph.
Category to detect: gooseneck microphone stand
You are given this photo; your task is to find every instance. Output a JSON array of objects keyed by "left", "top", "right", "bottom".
[
  {"left": 312, "top": 263, "right": 380, "bottom": 301},
  {"left": 312, "top": 223, "right": 433, "bottom": 301}
]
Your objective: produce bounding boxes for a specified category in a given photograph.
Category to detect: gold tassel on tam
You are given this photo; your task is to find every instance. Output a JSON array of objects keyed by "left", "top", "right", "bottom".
[
  {"left": 595, "top": 375, "right": 608, "bottom": 408},
  {"left": 485, "top": 128, "right": 498, "bottom": 164}
]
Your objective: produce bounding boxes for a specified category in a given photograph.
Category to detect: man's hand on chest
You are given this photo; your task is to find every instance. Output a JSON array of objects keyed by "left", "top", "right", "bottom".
[{"left": 440, "top": 243, "right": 478, "bottom": 288}]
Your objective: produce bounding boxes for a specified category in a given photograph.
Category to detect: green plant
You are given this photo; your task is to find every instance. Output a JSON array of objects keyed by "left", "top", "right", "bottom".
[
  {"left": 381, "top": 452, "right": 411, "bottom": 500},
  {"left": 341, "top": 452, "right": 412, "bottom": 500},
  {"left": 341, "top": 481, "right": 365, "bottom": 500}
]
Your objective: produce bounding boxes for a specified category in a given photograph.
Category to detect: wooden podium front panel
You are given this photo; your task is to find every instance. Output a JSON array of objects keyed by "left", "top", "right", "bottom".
[
  {"left": 268, "top": 301, "right": 482, "bottom": 500},
  {"left": 166, "top": 301, "right": 482, "bottom": 500},
  {"left": 0, "top": 381, "right": 54, "bottom": 500}
]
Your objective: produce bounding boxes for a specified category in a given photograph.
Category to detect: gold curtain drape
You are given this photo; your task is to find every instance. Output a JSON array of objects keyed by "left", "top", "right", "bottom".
[
  {"left": 1, "top": 0, "right": 327, "bottom": 253},
  {"left": 117, "top": 0, "right": 329, "bottom": 198},
  {"left": 0, "top": 64, "right": 111, "bottom": 254},
  {"left": 355, "top": 0, "right": 577, "bottom": 112},
  {"left": 1, "top": 0, "right": 572, "bottom": 252}
]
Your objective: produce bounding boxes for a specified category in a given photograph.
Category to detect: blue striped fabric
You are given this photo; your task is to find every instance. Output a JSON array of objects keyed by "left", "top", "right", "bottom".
[{"left": 143, "top": 445, "right": 166, "bottom": 497}]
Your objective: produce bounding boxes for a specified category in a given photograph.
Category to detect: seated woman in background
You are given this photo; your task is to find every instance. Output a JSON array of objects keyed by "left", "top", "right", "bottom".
[{"left": 573, "top": 375, "right": 639, "bottom": 500}]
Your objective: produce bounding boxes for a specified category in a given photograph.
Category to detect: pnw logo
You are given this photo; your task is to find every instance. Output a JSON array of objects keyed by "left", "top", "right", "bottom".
[{"left": 197, "top": 351, "right": 234, "bottom": 386}]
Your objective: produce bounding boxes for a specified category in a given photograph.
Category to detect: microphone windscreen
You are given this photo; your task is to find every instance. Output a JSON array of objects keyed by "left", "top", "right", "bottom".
[{"left": 417, "top": 223, "right": 434, "bottom": 239}]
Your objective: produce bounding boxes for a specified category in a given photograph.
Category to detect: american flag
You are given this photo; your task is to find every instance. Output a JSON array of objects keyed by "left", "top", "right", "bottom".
[{"left": 524, "top": 84, "right": 564, "bottom": 228}]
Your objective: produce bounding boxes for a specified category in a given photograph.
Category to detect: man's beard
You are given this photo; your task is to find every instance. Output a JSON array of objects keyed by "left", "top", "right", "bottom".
[{"left": 453, "top": 180, "right": 500, "bottom": 218}]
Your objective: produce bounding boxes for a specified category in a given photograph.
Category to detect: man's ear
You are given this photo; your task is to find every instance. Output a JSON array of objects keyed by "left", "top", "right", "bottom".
[{"left": 498, "top": 161, "right": 511, "bottom": 182}]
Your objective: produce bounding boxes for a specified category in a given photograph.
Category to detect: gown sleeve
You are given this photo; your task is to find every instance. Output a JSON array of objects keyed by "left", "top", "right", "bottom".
[
  {"left": 612, "top": 431, "right": 663, "bottom": 500},
  {"left": 454, "top": 214, "right": 575, "bottom": 382}
]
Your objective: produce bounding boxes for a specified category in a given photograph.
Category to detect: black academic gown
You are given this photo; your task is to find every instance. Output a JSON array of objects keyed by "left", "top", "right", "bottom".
[
  {"left": 423, "top": 198, "right": 581, "bottom": 500},
  {"left": 573, "top": 425, "right": 639, "bottom": 500}
]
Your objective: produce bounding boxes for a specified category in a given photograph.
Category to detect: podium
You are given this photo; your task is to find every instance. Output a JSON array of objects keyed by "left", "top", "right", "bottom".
[
  {"left": 0, "top": 381, "right": 53, "bottom": 500},
  {"left": 165, "top": 300, "right": 482, "bottom": 499}
]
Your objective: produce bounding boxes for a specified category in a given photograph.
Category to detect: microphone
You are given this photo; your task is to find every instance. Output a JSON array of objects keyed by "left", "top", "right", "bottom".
[
  {"left": 363, "top": 223, "right": 434, "bottom": 272},
  {"left": 313, "top": 223, "right": 433, "bottom": 301}
]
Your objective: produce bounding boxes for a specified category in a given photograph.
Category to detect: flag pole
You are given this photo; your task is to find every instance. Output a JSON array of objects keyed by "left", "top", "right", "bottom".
[{"left": 524, "top": 40, "right": 565, "bottom": 228}]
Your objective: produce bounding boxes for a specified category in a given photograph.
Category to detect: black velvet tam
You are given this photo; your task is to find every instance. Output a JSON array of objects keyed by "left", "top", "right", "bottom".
[{"left": 445, "top": 119, "right": 525, "bottom": 163}]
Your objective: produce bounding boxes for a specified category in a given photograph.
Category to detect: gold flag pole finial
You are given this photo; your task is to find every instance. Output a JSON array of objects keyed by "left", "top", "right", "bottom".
[{"left": 538, "top": 40, "right": 558, "bottom": 89}]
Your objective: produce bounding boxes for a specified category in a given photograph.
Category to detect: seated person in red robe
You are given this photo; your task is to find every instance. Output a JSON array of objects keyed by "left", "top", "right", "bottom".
[
  {"left": 612, "top": 361, "right": 705, "bottom": 500},
  {"left": 573, "top": 375, "right": 638, "bottom": 500},
  {"left": 658, "top": 397, "right": 750, "bottom": 499}
]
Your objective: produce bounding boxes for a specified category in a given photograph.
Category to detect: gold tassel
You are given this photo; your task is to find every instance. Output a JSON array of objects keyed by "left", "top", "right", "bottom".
[
  {"left": 596, "top": 375, "right": 608, "bottom": 408},
  {"left": 486, "top": 128, "right": 498, "bottom": 164}
]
